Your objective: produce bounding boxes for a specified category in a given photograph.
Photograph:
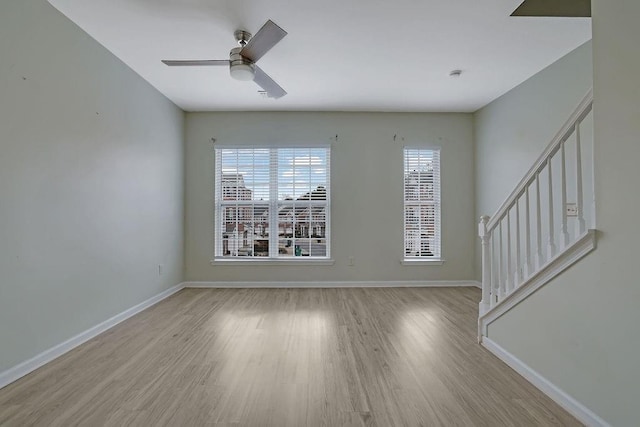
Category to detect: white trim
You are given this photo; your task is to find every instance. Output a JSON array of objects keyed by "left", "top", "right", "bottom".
[
  {"left": 0, "top": 282, "right": 185, "bottom": 391},
  {"left": 214, "top": 143, "right": 332, "bottom": 150},
  {"left": 401, "top": 259, "right": 445, "bottom": 265},
  {"left": 479, "top": 229, "right": 596, "bottom": 337},
  {"left": 403, "top": 147, "right": 442, "bottom": 260},
  {"left": 214, "top": 146, "right": 331, "bottom": 260},
  {"left": 211, "top": 258, "right": 335, "bottom": 266},
  {"left": 482, "top": 337, "right": 610, "bottom": 427},
  {"left": 402, "top": 144, "right": 443, "bottom": 150},
  {"left": 184, "top": 280, "right": 479, "bottom": 288}
]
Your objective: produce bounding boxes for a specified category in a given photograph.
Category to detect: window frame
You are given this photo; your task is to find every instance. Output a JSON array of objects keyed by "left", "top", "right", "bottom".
[
  {"left": 213, "top": 145, "right": 331, "bottom": 264},
  {"left": 402, "top": 146, "right": 443, "bottom": 264}
]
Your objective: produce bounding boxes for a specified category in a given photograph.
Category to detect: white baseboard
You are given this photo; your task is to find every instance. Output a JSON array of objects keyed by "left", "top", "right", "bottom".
[
  {"left": 482, "top": 337, "right": 609, "bottom": 427},
  {"left": 0, "top": 282, "right": 185, "bottom": 390},
  {"left": 184, "top": 280, "right": 481, "bottom": 288}
]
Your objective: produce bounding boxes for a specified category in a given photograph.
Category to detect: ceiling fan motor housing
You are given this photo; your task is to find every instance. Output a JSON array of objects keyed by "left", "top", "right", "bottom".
[{"left": 229, "top": 47, "right": 256, "bottom": 81}]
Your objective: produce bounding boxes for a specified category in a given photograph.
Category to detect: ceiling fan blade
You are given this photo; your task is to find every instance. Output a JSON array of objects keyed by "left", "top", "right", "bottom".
[
  {"left": 240, "top": 20, "right": 287, "bottom": 62},
  {"left": 511, "top": 0, "right": 591, "bottom": 17},
  {"left": 254, "top": 66, "right": 286, "bottom": 99},
  {"left": 162, "top": 60, "right": 229, "bottom": 66}
]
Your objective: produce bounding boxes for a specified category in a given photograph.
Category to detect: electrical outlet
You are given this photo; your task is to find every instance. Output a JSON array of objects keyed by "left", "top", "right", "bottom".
[
  {"left": 566, "top": 203, "right": 578, "bottom": 217},
  {"left": 158, "top": 264, "right": 163, "bottom": 276},
  {"left": 348, "top": 256, "right": 355, "bottom": 266}
]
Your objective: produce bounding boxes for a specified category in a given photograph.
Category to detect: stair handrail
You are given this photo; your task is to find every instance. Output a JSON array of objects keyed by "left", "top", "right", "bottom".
[{"left": 486, "top": 89, "right": 593, "bottom": 232}]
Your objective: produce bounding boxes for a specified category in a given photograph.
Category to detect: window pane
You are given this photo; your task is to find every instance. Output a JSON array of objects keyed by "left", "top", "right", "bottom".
[
  {"left": 219, "top": 204, "right": 269, "bottom": 257},
  {"left": 278, "top": 239, "right": 293, "bottom": 256},
  {"left": 278, "top": 148, "right": 329, "bottom": 201},
  {"left": 220, "top": 149, "right": 270, "bottom": 202},
  {"left": 216, "top": 147, "right": 330, "bottom": 259},
  {"left": 294, "top": 239, "right": 311, "bottom": 256},
  {"left": 310, "top": 239, "right": 327, "bottom": 257},
  {"left": 404, "top": 148, "right": 440, "bottom": 259}
]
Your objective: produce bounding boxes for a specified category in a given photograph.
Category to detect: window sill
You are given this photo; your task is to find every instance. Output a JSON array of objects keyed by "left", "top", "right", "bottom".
[
  {"left": 401, "top": 259, "right": 445, "bottom": 265},
  {"left": 211, "top": 258, "right": 335, "bottom": 266}
]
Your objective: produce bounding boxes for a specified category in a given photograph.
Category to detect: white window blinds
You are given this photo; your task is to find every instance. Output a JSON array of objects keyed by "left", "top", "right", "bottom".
[
  {"left": 215, "top": 147, "right": 330, "bottom": 259},
  {"left": 403, "top": 148, "right": 441, "bottom": 259}
]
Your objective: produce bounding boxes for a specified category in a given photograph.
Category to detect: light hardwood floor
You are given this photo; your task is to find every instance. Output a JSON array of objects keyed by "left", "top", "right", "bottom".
[{"left": 0, "top": 287, "right": 580, "bottom": 426}]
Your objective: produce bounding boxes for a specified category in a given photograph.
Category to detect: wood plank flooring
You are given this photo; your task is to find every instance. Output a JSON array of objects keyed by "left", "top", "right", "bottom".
[{"left": 0, "top": 287, "right": 580, "bottom": 426}]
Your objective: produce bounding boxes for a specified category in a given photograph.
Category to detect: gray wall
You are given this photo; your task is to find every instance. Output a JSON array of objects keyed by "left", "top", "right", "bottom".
[
  {"left": 478, "top": 3, "right": 640, "bottom": 424},
  {"left": 0, "top": 0, "right": 184, "bottom": 373},
  {"left": 475, "top": 41, "right": 593, "bottom": 224},
  {"left": 474, "top": 41, "right": 593, "bottom": 277},
  {"left": 185, "top": 112, "right": 475, "bottom": 282}
]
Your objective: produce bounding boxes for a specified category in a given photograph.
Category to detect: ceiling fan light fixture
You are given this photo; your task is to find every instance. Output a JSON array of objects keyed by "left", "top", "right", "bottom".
[{"left": 230, "top": 63, "right": 256, "bottom": 81}]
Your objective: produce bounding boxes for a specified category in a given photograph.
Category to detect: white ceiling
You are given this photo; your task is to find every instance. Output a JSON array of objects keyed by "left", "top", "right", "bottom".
[{"left": 48, "top": 0, "right": 591, "bottom": 112}]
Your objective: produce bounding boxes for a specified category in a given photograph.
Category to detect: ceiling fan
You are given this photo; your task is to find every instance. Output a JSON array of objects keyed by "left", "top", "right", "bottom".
[{"left": 162, "top": 20, "right": 288, "bottom": 99}]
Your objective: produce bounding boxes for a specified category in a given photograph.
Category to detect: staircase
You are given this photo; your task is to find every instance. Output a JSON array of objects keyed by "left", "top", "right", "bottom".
[{"left": 477, "top": 89, "right": 596, "bottom": 341}]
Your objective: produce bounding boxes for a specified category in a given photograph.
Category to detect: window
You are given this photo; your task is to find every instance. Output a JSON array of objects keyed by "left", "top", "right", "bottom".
[
  {"left": 215, "top": 147, "right": 330, "bottom": 260},
  {"left": 403, "top": 148, "right": 441, "bottom": 260}
]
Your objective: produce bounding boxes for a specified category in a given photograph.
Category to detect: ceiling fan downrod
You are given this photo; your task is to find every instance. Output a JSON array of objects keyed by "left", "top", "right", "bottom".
[{"left": 234, "top": 30, "right": 252, "bottom": 47}]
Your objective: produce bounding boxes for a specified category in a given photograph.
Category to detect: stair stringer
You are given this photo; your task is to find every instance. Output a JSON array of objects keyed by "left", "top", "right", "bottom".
[{"left": 478, "top": 229, "right": 596, "bottom": 340}]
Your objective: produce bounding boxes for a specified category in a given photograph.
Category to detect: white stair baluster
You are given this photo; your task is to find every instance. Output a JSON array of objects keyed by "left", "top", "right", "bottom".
[
  {"left": 506, "top": 210, "right": 512, "bottom": 293},
  {"left": 560, "top": 140, "right": 570, "bottom": 248},
  {"left": 575, "top": 122, "right": 587, "bottom": 236},
  {"left": 515, "top": 198, "right": 521, "bottom": 287},
  {"left": 524, "top": 186, "right": 531, "bottom": 278},
  {"left": 491, "top": 234, "right": 498, "bottom": 308},
  {"left": 547, "top": 160, "right": 556, "bottom": 259},
  {"left": 536, "top": 174, "right": 544, "bottom": 268},
  {"left": 499, "top": 220, "right": 505, "bottom": 300},
  {"left": 479, "top": 216, "right": 491, "bottom": 316}
]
